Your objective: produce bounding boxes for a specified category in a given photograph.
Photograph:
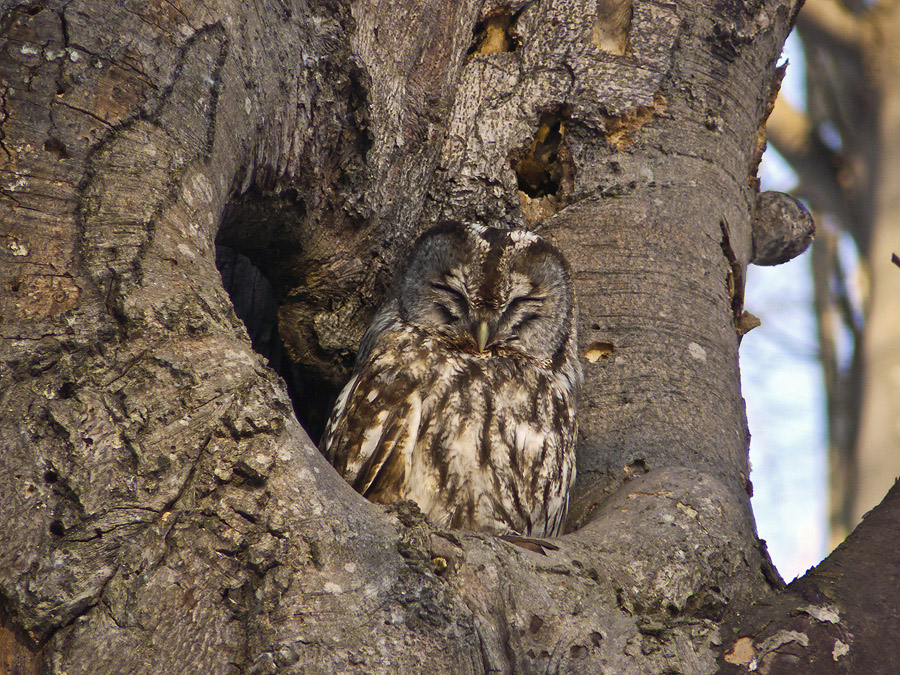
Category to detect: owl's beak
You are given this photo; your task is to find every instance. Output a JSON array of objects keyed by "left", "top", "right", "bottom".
[{"left": 474, "top": 320, "right": 490, "bottom": 352}]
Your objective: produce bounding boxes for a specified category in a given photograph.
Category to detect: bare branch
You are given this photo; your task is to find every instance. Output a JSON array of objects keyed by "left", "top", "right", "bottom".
[
  {"left": 766, "top": 97, "right": 858, "bottom": 231},
  {"left": 797, "top": 0, "right": 867, "bottom": 47}
]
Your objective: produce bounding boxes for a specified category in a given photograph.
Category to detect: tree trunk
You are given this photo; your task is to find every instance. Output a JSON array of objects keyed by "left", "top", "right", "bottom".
[{"left": 1, "top": 0, "right": 897, "bottom": 673}]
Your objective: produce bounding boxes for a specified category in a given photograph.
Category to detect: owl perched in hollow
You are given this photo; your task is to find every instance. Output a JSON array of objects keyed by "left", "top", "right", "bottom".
[{"left": 321, "top": 222, "right": 581, "bottom": 537}]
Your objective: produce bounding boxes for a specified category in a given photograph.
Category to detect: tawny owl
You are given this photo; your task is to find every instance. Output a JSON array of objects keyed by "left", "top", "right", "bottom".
[{"left": 321, "top": 222, "right": 581, "bottom": 537}]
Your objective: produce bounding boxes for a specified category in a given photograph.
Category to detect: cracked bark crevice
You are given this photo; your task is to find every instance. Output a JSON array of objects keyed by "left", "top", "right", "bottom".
[{"left": 719, "top": 218, "right": 745, "bottom": 322}]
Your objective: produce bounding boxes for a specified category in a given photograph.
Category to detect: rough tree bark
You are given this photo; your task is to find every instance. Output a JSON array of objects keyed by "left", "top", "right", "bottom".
[{"left": 0, "top": 0, "right": 897, "bottom": 674}]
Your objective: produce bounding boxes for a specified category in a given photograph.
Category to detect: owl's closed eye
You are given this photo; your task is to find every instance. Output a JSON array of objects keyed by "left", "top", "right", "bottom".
[{"left": 321, "top": 221, "right": 581, "bottom": 537}]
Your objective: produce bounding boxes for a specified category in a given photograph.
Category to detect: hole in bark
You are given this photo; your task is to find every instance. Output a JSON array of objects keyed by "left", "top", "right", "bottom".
[
  {"left": 468, "top": 11, "right": 521, "bottom": 55},
  {"left": 623, "top": 458, "right": 647, "bottom": 479},
  {"left": 570, "top": 644, "right": 588, "bottom": 659},
  {"left": 43, "top": 137, "right": 69, "bottom": 159},
  {"left": 215, "top": 230, "right": 341, "bottom": 444},
  {"left": 232, "top": 460, "right": 267, "bottom": 488},
  {"left": 215, "top": 246, "right": 290, "bottom": 398},
  {"left": 43, "top": 470, "right": 58, "bottom": 483},
  {"left": 515, "top": 112, "right": 565, "bottom": 198},
  {"left": 514, "top": 109, "right": 574, "bottom": 225},
  {"left": 584, "top": 341, "right": 615, "bottom": 363},
  {"left": 216, "top": 176, "right": 376, "bottom": 449},
  {"left": 234, "top": 508, "right": 258, "bottom": 524},
  {"left": 529, "top": 615, "right": 544, "bottom": 633},
  {"left": 49, "top": 520, "right": 64, "bottom": 536}
]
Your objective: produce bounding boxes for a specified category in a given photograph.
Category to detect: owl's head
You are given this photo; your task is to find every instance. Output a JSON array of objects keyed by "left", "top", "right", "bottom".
[{"left": 396, "top": 222, "right": 578, "bottom": 368}]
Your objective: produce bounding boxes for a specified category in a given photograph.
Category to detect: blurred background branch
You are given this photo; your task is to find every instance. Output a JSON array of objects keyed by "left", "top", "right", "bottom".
[{"left": 759, "top": 0, "right": 900, "bottom": 553}]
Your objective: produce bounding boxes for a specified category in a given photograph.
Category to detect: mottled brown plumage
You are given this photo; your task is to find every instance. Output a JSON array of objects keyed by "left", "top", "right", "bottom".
[{"left": 321, "top": 222, "right": 581, "bottom": 536}]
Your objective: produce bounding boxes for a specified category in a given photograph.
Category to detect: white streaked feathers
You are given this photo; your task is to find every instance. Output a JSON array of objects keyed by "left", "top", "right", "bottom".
[{"left": 322, "top": 222, "right": 581, "bottom": 537}]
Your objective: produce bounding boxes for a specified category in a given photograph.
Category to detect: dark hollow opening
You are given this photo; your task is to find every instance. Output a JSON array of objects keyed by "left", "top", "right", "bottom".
[
  {"left": 215, "top": 243, "right": 339, "bottom": 445},
  {"left": 515, "top": 112, "right": 566, "bottom": 198},
  {"left": 467, "top": 11, "right": 522, "bottom": 55}
]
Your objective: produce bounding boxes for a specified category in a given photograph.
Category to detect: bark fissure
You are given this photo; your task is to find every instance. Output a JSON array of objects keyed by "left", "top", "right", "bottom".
[{"left": 719, "top": 218, "right": 745, "bottom": 323}]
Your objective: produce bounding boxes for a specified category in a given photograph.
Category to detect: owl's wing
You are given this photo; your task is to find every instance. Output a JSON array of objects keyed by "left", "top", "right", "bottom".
[{"left": 323, "top": 362, "right": 422, "bottom": 504}]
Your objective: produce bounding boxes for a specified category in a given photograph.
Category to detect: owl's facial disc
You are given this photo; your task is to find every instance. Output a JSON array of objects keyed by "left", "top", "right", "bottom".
[
  {"left": 424, "top": 275, "right": 495, "bottom": 352},
  {"left": 399, "top": 222, "right": 574, "bottom": 362}
]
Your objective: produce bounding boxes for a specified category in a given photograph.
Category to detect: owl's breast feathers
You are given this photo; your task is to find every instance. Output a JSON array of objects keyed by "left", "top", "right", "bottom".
[{"left": 322, "top": 323, "right": 577, "bottom": 537}]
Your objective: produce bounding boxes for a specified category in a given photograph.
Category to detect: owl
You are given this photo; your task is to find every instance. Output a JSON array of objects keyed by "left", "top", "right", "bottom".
[{"left": 321, "top": 221, "right": 582, "bottom": 537}]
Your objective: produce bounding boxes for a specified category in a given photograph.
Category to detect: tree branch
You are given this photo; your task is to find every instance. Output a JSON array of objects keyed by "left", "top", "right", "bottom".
[
  {"left": 797, "top": 0, "right": 866, "bottom": 48},
  {"left": 719, "top": 478, "right": 900, "bottom": 673},
  {"left": 766, "top": 97, "right": 859, "bottom": 232}
]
